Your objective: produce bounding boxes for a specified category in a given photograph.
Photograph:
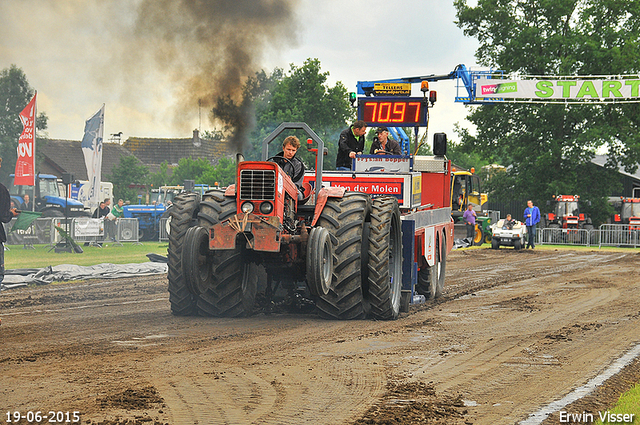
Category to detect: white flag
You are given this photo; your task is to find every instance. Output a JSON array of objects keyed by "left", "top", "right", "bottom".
[{"left": 81, "top": 105, "right": 104, "bottom": 211}]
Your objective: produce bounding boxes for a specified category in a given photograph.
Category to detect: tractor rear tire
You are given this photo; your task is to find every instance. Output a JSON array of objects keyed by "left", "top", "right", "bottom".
[
  {"left": 167, "top": 192, "right": 200, "bottom": 316},
  {"left": 315, "top": 192, "right": 370, "bottom": 320},
  {"left": 367, "top": 197, "right": 402, "bottom": 320},
  {"left": 196, "top": 191, "right": 257, "bottom": 317},
  {"left": 549, "top": 223, "right": 561, "bottom": 244}
]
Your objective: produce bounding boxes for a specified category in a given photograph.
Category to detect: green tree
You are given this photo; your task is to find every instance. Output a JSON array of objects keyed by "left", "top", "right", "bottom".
[
  {"left": 107, "top": 155, "right": 149, "bottom": 204},
  {"left": 212, "top": 59, "right": 355, "bottom": 170},
  {"left": 254, "top": 59, "right": 354, "bottom": 169},
  {"left": 0, "top": 65, "right": 48, "bottom": 183},
  {"left": 454, "top": 0, "right": 640, "bottom": 223},
  {"left": 147, "top": 161, "right": 171, "bottom": 189},
  {"left": 199, "top": 157, "right": 237, "bottom": 187},
  {"left": 168, "top": 157, "right": 213, "bottom": 186}
]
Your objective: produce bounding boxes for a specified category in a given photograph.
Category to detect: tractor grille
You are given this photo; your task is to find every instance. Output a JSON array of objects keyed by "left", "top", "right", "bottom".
[{"left": 240, "top": 169, "right": 276, "bottom": 200}]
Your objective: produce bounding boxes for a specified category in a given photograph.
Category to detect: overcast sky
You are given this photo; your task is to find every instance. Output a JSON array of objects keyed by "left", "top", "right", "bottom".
[{"left": 0, "top": 0, "right": 480, "bottom": 147}]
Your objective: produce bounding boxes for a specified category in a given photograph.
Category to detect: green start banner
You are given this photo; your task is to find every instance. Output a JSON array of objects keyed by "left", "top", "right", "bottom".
[{"left": 476, "top": 78, "right": 640, "bottom": 101}]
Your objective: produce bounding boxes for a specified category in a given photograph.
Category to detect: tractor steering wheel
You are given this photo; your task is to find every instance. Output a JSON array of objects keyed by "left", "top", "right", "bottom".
[{"left": 267, "top": 155, "right": 294, "bottom": 170}]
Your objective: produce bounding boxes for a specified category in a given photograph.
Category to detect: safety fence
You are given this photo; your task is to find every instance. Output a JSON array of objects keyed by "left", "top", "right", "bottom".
[
  {"left": 5, "top": 217, "right": 141, "bottom": 247},
  {"left": 596, "top": 224, "right": 639, "bottom": 248},
  {"left": 536, "top": 228, "right": 592, "bottom": 247},
  {"left": 534, "top": 224, "right": 639, "bottom": 248}
]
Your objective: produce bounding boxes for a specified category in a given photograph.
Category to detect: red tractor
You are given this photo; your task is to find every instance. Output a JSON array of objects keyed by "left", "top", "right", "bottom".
[
  {"left": 167, "top": 123, "right": 454, "bottom": 320},
  {"left": 544, "top": 195, "right": 594, "bottom": 231},
  {"left": 613, "top": 197, "right": 640, "bottom": 229}
]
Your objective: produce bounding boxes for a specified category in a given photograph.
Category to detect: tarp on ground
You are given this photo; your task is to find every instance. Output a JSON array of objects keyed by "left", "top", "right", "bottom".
[{"left": 0, "top": 262, "right": 168, "bottom": 291}]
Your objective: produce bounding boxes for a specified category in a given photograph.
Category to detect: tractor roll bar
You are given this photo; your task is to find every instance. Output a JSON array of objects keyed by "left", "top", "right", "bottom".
[{"left": 261, "top": 122, "right": 325, "bottom": 193}]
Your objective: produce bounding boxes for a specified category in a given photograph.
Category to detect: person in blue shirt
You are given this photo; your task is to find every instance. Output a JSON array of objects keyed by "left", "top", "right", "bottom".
[{"left": 524, "top": 200, "right": 541, "bottom": 249}]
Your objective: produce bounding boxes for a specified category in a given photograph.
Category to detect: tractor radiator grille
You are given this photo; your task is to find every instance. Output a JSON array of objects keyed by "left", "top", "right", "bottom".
[{"left": 240, "top": 169, "right": 276, "bottom": 200}]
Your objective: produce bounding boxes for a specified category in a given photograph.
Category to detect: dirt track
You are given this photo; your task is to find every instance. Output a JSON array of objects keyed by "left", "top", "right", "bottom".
[{"left": 1, "top": 248, "right": 640, "bottom": 425}]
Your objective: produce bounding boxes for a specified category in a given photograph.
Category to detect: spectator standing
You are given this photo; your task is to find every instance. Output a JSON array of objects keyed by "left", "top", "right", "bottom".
[
  {"left": 0, "top": 157, "right": 19, "bottom": 283},
  {"left": 112, "top": 199, "right": 124, "bottom": 218},
  {"left": 524, "top": 200, "right": 541, "bottom": 249},
  {"left": 92, "top": 201, "right": 109, "bottom": 218},
  {"left": 336, "top": 120, "right": 367, "bottom": 171},
  {"left": 463, "top": 203, "right": 477, "bottom": 241},
  {"left": 20, "top": 194, "right": 32, "bottom": 211}
]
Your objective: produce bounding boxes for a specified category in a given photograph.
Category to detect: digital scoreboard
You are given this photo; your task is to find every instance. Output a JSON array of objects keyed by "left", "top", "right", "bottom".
[{"left": 357, "top": 97, "right": 427, "bottom": 127}]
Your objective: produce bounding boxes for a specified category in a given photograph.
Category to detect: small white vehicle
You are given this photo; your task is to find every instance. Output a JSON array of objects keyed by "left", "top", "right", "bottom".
[{"left": 491, "top": 219, "right": 527, "bottom": 250}]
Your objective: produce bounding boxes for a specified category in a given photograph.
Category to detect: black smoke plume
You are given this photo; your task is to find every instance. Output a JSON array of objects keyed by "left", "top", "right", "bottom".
[{"left": 131, "top": 0, "right": 299, "bottom": 151}]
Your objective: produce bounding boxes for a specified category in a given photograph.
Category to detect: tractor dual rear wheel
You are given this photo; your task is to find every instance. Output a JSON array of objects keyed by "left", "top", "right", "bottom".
[
  {"left": 167, "top": 193, "right": 200, "bottom": 316},
  {"left": 315, "top": 192, "right": 371, "bottom": 320},
  {"left": 196, "top": 190, "right": 257, "bottom": 317},
  {"left": 367, "top": 197, "right": 403, "bottom": 320}
]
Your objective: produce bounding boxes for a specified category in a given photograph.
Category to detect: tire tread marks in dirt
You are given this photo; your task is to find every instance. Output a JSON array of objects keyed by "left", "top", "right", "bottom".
[
  {"left": 367, "top": 197, "right": 402, "bottom": 320},
  {"left": 197, "top": 190, "right": 257, "bottom": 317},
  {"left": 316, "top": 193, "right": 370, "bottom": 320},
  {"left": 167, "top": 192, "right": 200, "bottom": 316}
]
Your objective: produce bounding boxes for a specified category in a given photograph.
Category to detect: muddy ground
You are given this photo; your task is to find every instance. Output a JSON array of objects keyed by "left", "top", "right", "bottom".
[{"left": 1, "top": 248, "right": 639, "bottom": 425}]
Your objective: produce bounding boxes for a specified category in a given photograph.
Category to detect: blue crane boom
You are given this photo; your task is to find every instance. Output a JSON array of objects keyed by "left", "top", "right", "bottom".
[{"left": 357, "top": 64, "right": 502, "bottom": 104}]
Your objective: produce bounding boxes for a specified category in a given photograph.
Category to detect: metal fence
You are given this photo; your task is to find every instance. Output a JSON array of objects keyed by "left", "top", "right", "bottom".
[
  {"left": 597, "top": 224, "right": 639, "bottom": 248},
  {"left": 5, "top": 217, "right": 141, "bottom": 247},
  {"left": 537, "top": 228, "right": 592, "bottom": 247},
  {"left": 531, "top": 224, "right": 639, "bottom": 248}
]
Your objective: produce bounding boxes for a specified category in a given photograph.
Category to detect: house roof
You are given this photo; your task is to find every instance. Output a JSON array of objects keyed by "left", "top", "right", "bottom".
[
  {"left": 38, "top": 139, "right": 138, "bottom": 180},
  {"left": 591, "top": 155, "right": 640, "bottom": 182},
  {"left": 124, "top": 130, "right": 233, "bottom": 167}
]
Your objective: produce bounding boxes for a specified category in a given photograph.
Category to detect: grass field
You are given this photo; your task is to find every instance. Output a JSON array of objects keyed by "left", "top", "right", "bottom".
[
  {"left": 5, "top": 241, "right": 636, "bottom": 270},
  {"left": 4, "top": 242, "right": 169, "bottom": 270},
  {"left": 594, "top": 382, "right": 640, "bottom": 424}
]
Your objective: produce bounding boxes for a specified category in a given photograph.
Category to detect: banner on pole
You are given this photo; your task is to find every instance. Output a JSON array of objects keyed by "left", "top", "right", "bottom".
[
  {"left": 81, "top": 105, "right": 105, "bottom": 212},
  {"left": 14, "top": 93, "right": 37, "bottom": 186},
  {"left": 476, "top": 77, "right": 640, "bottom": 102}
]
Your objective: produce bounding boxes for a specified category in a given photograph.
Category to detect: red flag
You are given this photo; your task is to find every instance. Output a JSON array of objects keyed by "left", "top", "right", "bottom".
[{"left": 14, "top": 93, "right": 37, "bottom": 186}]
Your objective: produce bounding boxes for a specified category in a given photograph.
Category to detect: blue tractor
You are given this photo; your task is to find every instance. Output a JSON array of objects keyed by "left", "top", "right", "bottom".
[
  {"left": 9, "top": 173, "right": 89, "bottom": 217},
  {"left": 122, "top": 184, "right": 210, "bottom": 241}
]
